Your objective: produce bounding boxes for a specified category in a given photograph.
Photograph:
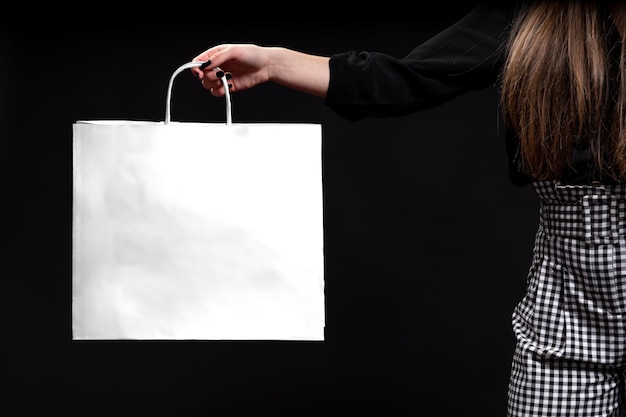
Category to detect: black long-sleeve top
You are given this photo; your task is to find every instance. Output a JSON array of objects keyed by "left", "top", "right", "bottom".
[
  {"left": 324, "top": 3, "right": 535, "bottom": 185},
  {"left": 326, "top": 4, "right": 512, "bottom": 119}
]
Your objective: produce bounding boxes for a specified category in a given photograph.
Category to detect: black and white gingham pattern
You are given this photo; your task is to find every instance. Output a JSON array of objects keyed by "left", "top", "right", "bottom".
[{"left": 508, "top": 181, "right": 626, "bottom": 417}]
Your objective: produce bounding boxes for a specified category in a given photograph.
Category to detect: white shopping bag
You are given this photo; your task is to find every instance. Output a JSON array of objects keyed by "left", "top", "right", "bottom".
[{"left": 72, "top": 62, "right": 324, "bottom": 340}]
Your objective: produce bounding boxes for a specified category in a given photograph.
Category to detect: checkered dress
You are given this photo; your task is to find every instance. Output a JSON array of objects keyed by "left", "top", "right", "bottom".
[{"left": 508, "top": 181, "right": 626, "bottom": 417}]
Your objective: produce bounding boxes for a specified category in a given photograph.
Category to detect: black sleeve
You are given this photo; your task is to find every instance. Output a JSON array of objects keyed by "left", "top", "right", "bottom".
[{"left": 325, "top": 3, "right": 511, "bottom": 120}]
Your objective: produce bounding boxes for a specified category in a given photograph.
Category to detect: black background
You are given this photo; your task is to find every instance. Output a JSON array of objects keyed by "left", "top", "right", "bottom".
[{"left": 1, "top": 15, "right": 539, "bottom": 417}]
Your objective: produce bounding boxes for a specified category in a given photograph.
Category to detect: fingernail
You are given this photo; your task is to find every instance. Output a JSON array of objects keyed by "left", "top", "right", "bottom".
[
  {"left": 199, "top": 60, "right": 211, "bottom": 70},
  {"left": 225, "top": 73, "right": 232, "bottom": 80},
  {"left": 215, "top": 71, "right": 224, "bottom": 78},
  {"left": 228, "top": 83, "right": 233, "bottom": 89}
]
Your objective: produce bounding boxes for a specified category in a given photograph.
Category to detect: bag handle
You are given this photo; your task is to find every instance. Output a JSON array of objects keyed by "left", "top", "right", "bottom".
[{"left": 165, "top": 61, "right": 232, "bottom": 125}]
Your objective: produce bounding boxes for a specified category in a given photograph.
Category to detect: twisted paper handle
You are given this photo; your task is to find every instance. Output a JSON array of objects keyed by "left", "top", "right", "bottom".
[{"left": 165, "top": 61, "right": 232, "bottom": 125}]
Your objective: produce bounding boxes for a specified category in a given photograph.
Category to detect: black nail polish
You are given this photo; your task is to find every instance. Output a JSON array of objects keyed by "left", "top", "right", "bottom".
[
  {"left": 215, "top": 71, "right": 224, "bottom": 78},
  {"left": 225, "top": 73, "right": 233, "bottom": 80},
  {"left": 228, "top": 83, "right": 233, "bottom": 89},
  {"left": 199, "top": 60, "right": 211, "bottom": 70}
]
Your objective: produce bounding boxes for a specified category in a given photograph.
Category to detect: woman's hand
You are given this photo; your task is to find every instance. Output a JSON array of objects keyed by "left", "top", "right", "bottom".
[
  {"left": 192, "top": 44, "right": 271, "bottom": 97},
  {"left": 191, "top": 44, "right": 331, "bottom": 99}
]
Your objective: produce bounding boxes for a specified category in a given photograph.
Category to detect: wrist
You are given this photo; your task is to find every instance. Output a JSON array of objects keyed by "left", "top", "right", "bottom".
[{"left": 265, "top": 47, "right": 288, "bottom": 84}]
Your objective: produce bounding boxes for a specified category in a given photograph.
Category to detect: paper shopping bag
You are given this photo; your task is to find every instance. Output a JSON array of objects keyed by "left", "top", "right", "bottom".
[{"left": 72, "top": 62, "right": 324, "bottom": 340}]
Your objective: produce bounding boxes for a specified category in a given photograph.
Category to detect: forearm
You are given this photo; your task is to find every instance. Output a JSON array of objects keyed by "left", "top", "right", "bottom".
[{"left": 266, "top": 47, "right": 330, "bottom": 99}]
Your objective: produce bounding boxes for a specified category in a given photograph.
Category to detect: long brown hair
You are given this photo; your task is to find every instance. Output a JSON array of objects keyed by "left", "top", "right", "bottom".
[{"left": 501, "top": 0, "right": 626, "bottom": 181}]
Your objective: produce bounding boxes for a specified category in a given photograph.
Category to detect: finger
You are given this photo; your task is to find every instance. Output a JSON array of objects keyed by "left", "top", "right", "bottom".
[
  {"left": 190, "top": 59, "right": 210, "bottom": 79},
  {"left": 211, "top": 69, "right": 233, "bottom": 84},
  {"left": 200, "top": 76, "right": 219, "bottom": 90},
  {"left": 200, "top": 67, "right": 225, "bottom": 84},
  {"left": 192, "top": 45, "right": 229, "bottom": 72},
  {"left": 209, "top": 80, "right": 234, "bottom": 97},
  {"left": 199, "top": 44, "right": 241, "bottom": 74},
  {"left": 209, "top": 87, "right": 224, "bottom": 97}
]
